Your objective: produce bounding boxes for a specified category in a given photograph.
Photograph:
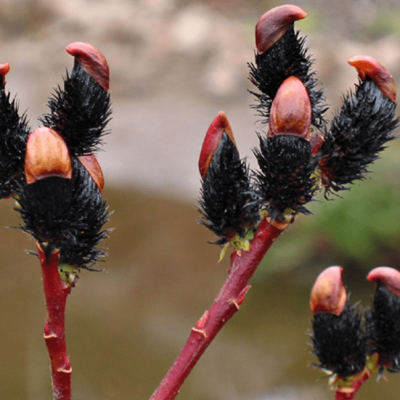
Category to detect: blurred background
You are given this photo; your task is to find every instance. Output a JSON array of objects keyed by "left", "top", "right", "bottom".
[{"left": 1, "top": 0, "right": 400, "bottom": 399}]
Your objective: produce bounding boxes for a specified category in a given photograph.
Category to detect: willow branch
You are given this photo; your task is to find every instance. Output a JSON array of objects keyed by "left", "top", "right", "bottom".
[
  {"left": 37, "top": 243, "right": 72, "bottom": 400},
  {"left": 150, "top": 217, "right": 288, "bottom": 400}
]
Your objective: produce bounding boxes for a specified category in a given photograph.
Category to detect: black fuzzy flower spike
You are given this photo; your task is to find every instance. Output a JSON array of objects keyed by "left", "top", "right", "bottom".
[
  {"left": 319, "top": 56, "right": 398, "bottom": 193},
  {"left": 253, "top": 76, "right": 319, "bottom": 220},
  {"left": 310, "top": 267, "right": 367, "bottom": 379},
  {"left": 58, "top": 157, "right": 109, "bottom": 267},
  {"left": 39, "top": 42, "right": 111, "bottom": 156},
  {"left": 366, "top": 284, "right": 400, "bottom": 373},
  {"left": 248, "top": 5, "right": 327, "bottom": 128},
  {"left": 254, "top": 134, "right": 318, "bottom": 219},
  {"left": 0, "top": 63, "right": 30, "bottom": 199},
  {"left": 366, "top": 267, "right": 400, "bottom": 374},
  {"left": 199, "top": 112, "right": 259, "bottom": 244},
  {"left": 311, "top": 300, "right": 367, "bottom": 378},
  {"left": 18, "top": 154, "right": 109, "bottom": 268}
]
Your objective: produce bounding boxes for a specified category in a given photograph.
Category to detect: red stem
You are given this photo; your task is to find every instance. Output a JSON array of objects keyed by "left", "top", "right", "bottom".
[
  {"left": 37, "top": 243, "right": 72, "bottom": 400},
  {"left": 335, "top": 362, "right": 375, "bottom": 400},
  {"left": 335, "top": 374, "right": 369, "bottom": 400},
  {"left": 150, "top": 218, "right": 288, "bottom": 400},
  {"left": 336, "top": 390, "right": 359, "bottom": 400}
]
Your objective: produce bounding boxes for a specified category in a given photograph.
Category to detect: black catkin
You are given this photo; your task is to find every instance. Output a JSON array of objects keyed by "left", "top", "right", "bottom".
[
  {"left": 320, "top": 77, "right": 398, "bottom": 192},
  {"left": 366, "top": 284, "right": 400, "bottom": 373},
  {"left": 248, "top": 25, "right": 327, "bottom": 128},
  {"left": 199, "top": 132, "right": 259, "bottom": 242},
  {"left": 311, "top": 301, "right": 367, "bottom": 378},
  {"left": 39, "top": 61, "right": 112, "bottom": 155},
  {"left": 17, "top": 157, "right": 109, "bottom": 267},
  {"left": 0, "top": 84, "right": 30, "bottom": 198},
  {"left": 254, "top": 135, "right": 319, "bottom": 219}
]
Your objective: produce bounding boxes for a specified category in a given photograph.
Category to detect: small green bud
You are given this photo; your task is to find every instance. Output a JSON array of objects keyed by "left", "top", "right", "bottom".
[{"left": 58, "top": 264, "right": 79, "bottom": 287}]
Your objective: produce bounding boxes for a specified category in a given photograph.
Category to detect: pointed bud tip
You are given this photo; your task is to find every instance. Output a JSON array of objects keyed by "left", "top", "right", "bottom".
[
  {"left": 0, "top": 63, "right": 10, "bottom": 85},
  {"left": 0, "top": 63, "right": 10, "bottom": 76},
  {"left": 310, "top": 266, "right": 347, "bottom": 316},
  {"left": 269, "top": 76, "right": 312, "bottom": 139},
  {"left": 25, "top": 127, "right": 72, "bottom": 184},
  {"left": 199, "top": 111, "right": 237, "bottom": 179},
  {"left": 367, "top": 266, "right": 400, "bottom": 298},
  {"left": 78, "top": 153, "right": 105, "bottom": 192},
  {"left": 66, "top": 41, "right": 109, "bottom": 91},
  {"left": 256, "top": 5, "right": 307, "bottom": 54},
  {"left": 348, "top": 55, "right": 396, "bottom": 103}
]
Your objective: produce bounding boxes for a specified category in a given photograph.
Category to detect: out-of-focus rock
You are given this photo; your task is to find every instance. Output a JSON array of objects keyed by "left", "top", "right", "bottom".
[{"left": 0, "top": 0, "right": 399, "bottom": 199}]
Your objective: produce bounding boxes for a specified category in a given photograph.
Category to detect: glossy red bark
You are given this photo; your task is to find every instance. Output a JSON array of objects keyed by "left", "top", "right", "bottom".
[
  {"left": 150, "top": 218, "right": 288, "bottom": 400},
  {"left": 37, "top": 244, "right": 72, "bottom": 400}
]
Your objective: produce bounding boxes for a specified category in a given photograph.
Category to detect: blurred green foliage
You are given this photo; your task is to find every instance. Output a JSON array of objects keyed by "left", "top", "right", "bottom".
[
  {"left": 295, "top": 10, "right": 325, "bottom": 34},
  {"left": 370, "top": 11, "right": 400, "bottom": 37}
]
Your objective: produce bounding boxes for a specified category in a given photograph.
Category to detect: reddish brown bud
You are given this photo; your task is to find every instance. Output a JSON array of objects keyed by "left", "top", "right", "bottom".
[
  {"left": 310, "top": 266, "right": 347, "bottom": 316},
  {"left": 367, "top": 267, "right": 400, "bottom": 298},
  {"left": 78, "top": 153, "right": 105, "bottom": 193},
  {"left": 256, "top": 5, "right": 307, "bottom": 54},
  {"left": 194, "top": 310, "right": 209, "bottom": 330},
  {"left": 199, "top": 111, "right": 237, "bottom": 179},
  {"left": 348, "top": 55, "right": 396, "bottom": 103},
  {"left": 310, "top": 131, "right": 325, "bottom": 155},
  {"left": 269, "top": 76, "right": 312, "bottom": 138},
  {"left": 25, "top": 127, "right": 72, "bottom": 184},
  {"left": 66, "top": 42, "right": 109, "bottom": 91},
  {"left": 0, "top": 63, "right": 10, "bottom": 86}
]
